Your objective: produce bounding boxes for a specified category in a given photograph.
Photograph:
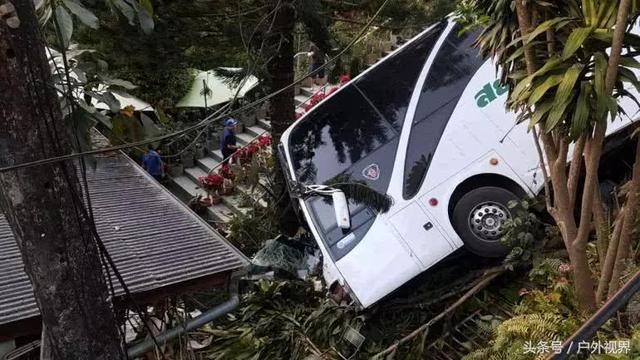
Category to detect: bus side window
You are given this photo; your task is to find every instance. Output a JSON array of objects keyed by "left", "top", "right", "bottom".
[
  {"left": 354, "top": 21, "right": 446, "bottom": 132},
  {"left": 403, "top": 25, "right": 485, "bottom": 199}
]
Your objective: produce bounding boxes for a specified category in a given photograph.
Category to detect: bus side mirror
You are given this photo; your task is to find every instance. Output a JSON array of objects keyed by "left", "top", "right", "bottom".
[{"left": 332, "top": 190, "right": 351, "bottom": 230}]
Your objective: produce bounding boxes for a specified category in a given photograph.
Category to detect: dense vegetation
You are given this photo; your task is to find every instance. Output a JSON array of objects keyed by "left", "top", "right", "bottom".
[{"left": 26, "top": 0, "right": 640, "bottom": 358}]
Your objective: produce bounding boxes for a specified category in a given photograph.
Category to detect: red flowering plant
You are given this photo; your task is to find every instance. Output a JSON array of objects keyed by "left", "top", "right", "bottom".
[
  {"left": 326, "top": 86, "right": 339, "bottom": 96},
  {"left": 258, "top": 133, "right": 272, "bottom": 147},
  {"left": 232, "top": 148, "right": 247, "bottom": 164},
  {"left": 218, "top": 164, "right": 235, "bottom": 180},
  {"left": 198, "top": 173, "right": 224, "bottom": 197},
  {"left": 232, "top": 143, "right": 260, "bottom": 164},
  {"left": 304, "top": 92, "right": 326, "bottom": 112},
  {"left": 246, "top": 143, "right": 260, "bottom": 156}
]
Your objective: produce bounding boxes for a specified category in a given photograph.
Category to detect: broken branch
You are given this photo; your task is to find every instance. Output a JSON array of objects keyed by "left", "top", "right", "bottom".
[{"left": 370, "top": 267, "right": 506, "bottom": 359}]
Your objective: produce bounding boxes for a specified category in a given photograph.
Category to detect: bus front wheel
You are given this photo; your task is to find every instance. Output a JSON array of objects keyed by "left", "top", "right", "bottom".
[{"left": 452, "top": 186, "right": 518, "bottom": 258}]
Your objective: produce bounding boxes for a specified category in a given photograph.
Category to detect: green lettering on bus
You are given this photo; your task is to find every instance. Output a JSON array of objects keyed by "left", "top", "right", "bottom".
[{"left": 475, "top": 80, "right": 509, "bottom": 108}]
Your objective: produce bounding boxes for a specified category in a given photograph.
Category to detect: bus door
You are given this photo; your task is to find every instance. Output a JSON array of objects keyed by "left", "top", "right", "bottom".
[{"left": 388, "top": 201, "right": 454, "bottom": 269}]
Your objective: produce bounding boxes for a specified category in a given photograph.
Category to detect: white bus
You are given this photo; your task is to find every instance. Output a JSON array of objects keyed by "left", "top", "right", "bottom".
[{"left": 278, "top": 17, "right": 639, "bottom": 309}]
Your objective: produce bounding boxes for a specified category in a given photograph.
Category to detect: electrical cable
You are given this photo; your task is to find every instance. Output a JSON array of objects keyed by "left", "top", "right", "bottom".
[
  {"left": 46, "top": 43, "right": 131, "bottom": 354},
  {"left": 47, "top": 27, "right": 164, "bottom": 358},
  {"left": 160, "top": 103, "right": 231, "bottom": 159},
  {"left": 160, "top": 2, "right": 284, "bottom": 160},
  {"left": 6, "top": 3, "right": 393, "bottom": 354},
  {"left": 0, "top": 0, "right": 393, "bottom": 174}
]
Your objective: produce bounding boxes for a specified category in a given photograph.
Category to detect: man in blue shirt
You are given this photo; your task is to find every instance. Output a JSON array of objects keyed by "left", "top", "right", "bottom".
[
  {"left": 142, "top": 147, "right": 163, "bottom": 181},
  {"left": 220, "top": 118, "right": 239, "bottom": 164}
]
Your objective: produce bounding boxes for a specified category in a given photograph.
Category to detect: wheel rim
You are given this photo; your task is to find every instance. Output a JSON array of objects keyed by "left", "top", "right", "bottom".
[{"left": 468, "top": 201, "right": 510, "bottom": 242}]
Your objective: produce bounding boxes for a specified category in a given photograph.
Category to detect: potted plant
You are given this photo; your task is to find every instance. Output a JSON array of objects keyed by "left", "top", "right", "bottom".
[
  {"left": 181, "top": 148, "right": 195, "bottom": 168},
  {"left": 258, "top": 133, "right": 272, "bottom": 147},
  {"left": 198, "top": 173, "right": 224, "bottom": 205},
  {"left": 188, "top": 195, "right": 208, "bottom": 216},
  {"left": 218, "top": 164, "right": 236, "bottom": 196},
  {"left": 302, "top": 76, "right": 314, "bottom": 88},
  {"left": 195, "top": 143, "right": 207, "bottom": 159},
  {"left": 167, "top": 159, "right": 184, "bottom": 177}
]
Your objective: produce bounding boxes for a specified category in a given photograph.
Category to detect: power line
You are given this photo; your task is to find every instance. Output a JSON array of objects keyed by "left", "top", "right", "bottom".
[
  {"left": 0, "top": 0, "right": 393, "bottom": 174},
  {"left": 47, "top": 23, "right": 165, "bottom": 356}
]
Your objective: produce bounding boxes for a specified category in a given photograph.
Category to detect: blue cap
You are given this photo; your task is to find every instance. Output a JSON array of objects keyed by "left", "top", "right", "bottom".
[{"left": 224, "top": 118, "right": 239, "bottom": 127}]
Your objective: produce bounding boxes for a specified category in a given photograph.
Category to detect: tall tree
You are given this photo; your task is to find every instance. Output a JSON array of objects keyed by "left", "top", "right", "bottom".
[
  {"left": 0, "top": 1, "right": 123, "bottom": 358},
  {"left": 264, "top": 0, "right": 297, "bottom": 232},
  {"left": 467, "top": 0, "right": 639, "bottom": 312},
  {"left": 75, "top": 0, "right": 248, "bottom": 109}
]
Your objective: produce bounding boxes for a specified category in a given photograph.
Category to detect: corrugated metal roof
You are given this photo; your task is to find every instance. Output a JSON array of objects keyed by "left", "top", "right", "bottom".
[{"left": 0, "top": 153, "right": 249, "bottom": 327}]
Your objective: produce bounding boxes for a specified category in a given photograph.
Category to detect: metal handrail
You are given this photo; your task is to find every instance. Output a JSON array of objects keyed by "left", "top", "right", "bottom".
[
  {"left": 550, "top": 269, "right": 640, "bottom": 359},
  {"left": 294, "top": 82, "right": 332, "bottom": 112}
]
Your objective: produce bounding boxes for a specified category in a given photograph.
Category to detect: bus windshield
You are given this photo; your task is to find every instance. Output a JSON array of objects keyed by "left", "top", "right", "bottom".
[{"left": 286, "top": 22, "right": 446, "bottom": 259}]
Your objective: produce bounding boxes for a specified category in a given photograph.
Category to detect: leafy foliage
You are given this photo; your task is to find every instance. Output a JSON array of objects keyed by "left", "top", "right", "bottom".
[
  {"left": 45, "top": 24, "right": 150, "bottom": 155},
  {"left": 73, "top": 0, "right": 245, "bottom": 108},
  {"left": 463, "top": 313, "right": 579, "bottom": 360},
  {"left": 201, "top": 280, "right": 361, "bottom": 360},
  {"left": 38, "top": 0, "right": 153, "bottom": 50},
  {"left": 225, "top": 207, "right": 280, "bottom": 257},
  {"left": 324, "top": 174, "right": 393, "bottom": 214},
  {"left": 463, "top": 0, "right": 640, "bottom": 139},
  {"left": 465, "top": 241, "right": 583, "bottom": 359},
  {"left": 590, "top": 326, "right": 640, "bottom": 359},
  {"left": 527, "top": 257, "right": 565, "bottom": 286},
  {"left": 501, "top": 198, "right": 553, "bottom": 268}
]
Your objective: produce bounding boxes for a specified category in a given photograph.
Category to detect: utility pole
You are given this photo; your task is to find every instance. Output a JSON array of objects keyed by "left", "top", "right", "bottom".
[{"left": 0, "top": 1, "right": 123, "bottom": 359}]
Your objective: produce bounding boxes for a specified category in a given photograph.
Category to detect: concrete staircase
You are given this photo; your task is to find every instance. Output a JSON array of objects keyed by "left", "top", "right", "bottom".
[
  {"left": 169, "top": 119, "right": 271, "bottom": 224},
  {"left": 168, "top": 85, "right": 323, "bottom": 225},
  {"left": 166, "top": 34, "right": 402, "bottom": 226}
]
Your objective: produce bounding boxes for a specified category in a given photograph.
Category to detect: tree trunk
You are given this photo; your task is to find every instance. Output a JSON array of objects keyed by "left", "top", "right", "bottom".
[
  {"left": 607, "top": 137, "right": 640, "bottom": 297},
  {"left": 568, "top": 135, "right": 586, "bottom": 210},
  {"left": 265, "top": 0, "right": 299, "bottom": 235},
  {"left": 266, "top": 0, "right": 295, "bottom": 157},
  {"left": 0, "top": 2, "right": 123, "bottom": 359},
  {"left": 596, "top": 208, "right": 624, "bottom": 303},
  {"left": 515, "top": 0, "right": 597, "bottom": 312},
  {"left": 593, "top": 189, "right": 609, "bottom": 269}
]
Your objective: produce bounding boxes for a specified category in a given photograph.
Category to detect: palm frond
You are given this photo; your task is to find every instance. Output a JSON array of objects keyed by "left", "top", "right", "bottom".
[
  {"left": 213, "top": 67, "right": 253, "bottom": 87},
  {"left": 325, "top": 174, "right": 392, "bottom": 214}
]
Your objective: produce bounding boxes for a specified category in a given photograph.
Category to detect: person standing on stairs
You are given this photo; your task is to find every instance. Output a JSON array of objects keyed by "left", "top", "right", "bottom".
[
  {"left": 308, "top": 42, "right": 326, "bottom": 86},
  {"left": 142, "top": 147, "right": 164, "bottom": 181},
  {"left": 220, "top": 118, "right": 239, "bottom": 165}
]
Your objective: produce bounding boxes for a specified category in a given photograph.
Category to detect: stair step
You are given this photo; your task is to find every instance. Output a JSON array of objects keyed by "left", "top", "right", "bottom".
[
  {"left": 211, "top": 149, "right": 224, "bottom": 162},
  {"left": 236, "top": 132, "right": 255, "bottom": 146},
  {"left": 294, "top": 94, "right": 309, "bottom": 107},
  {"left": 258, "top": 118, "right": 271, "bottom": 130},
  {"left": 185, "top": 166, "right": 207, "bottom": 184},
  {"left": 197, "top": 156, "right": 221, "bottom": 173},
  {"left": 206, "top": 203, "right": 235, "bottom": 223},
  {"left": 171, "top": 175, "right": 236, "bottom": 222},
  {"left": 172, "top": 175, "right": 201, "bottom": 197},
  {"left": 300, "top": 86, "right": 315, "bottom": 97},
  {"left": 221, "top": 194, "right": 252, "bottom": 216},
  {"left": 235, "top": 184, "right": 268, "bottom": 207},
  {"left": 246, "top": 125, "right": 267, "bottom": 137}
]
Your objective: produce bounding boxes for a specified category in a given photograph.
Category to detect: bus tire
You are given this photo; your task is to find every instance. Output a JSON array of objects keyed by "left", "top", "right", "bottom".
[{"left": 451, "top": 186, "right": 518, "bottom": 258}]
